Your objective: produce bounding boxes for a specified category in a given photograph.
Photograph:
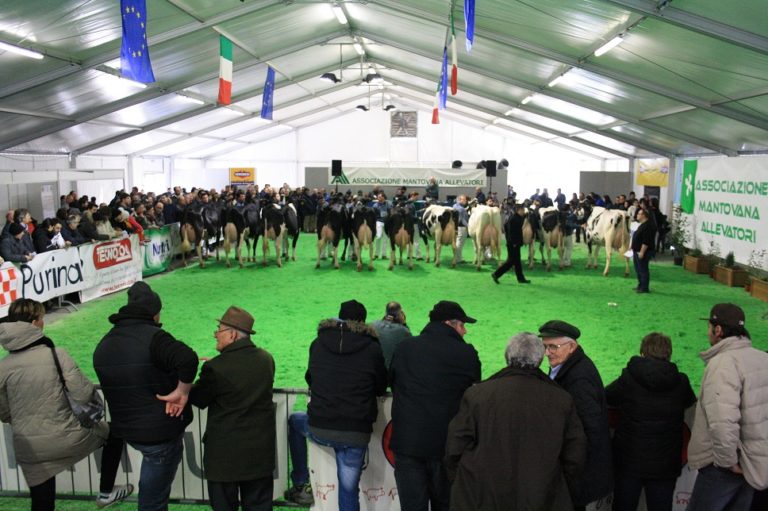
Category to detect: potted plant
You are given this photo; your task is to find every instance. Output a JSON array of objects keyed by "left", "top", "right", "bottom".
[
  {"left": 746, "top": 249, "right": 768, "bottom": 302},
  {"left": 713, "top": 252, "right": 749, "bottom": 287},
  {"left": 668, "top": 207, "right": 690, "bottom": 266},
  {"left": 684, "top": 248, "right": 713, "bottom": 274}
]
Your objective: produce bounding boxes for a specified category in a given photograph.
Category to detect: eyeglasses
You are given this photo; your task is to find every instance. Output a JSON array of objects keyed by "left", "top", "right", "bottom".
[
  {"left": 214, "top": 327, "right": 231, "bottom": 336},
  {"left": 543, "top": 341, "right": 574, "bottom": 352}
]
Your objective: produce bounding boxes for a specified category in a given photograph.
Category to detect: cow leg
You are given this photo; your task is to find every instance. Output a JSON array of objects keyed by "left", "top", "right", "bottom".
[
  {"left": 237, "top": 231, "right": 245, "bottom": 268},
  {"left": 316, "top": 239, "right": 325, "bottom": 269},
  {"left": 292, "top": 233, "right": 299, "bottom": 261},
  {"left": 354, "top": 238, "right": 362, "bottom": 272},
  {"left": 603, "top": 243, "right": 612, "bottom": 276},
  {"left": 545, "top": 244, "right": 552, "bottom": 272},
  {"left": 434, "top": 240, "right": 442, "bottom": 267},
  {"left": 262, "top": 237, "right": 269, "bottom": 267},
  {"left": 408, "top": 240, "right": 413, "bottom": 270},
  {"left": 275, "top": 234, "right": 283, "bottom": 268},
  {"left": 332, "top": 242, "right": 340, "bottom": 270},
  {"left": 450, "top": 239, "right": 458, "bottom": 269}
]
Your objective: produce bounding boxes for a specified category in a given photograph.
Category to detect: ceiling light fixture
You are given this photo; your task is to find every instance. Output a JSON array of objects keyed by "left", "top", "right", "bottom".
[
  {"left": 353, "top": 42, "right": 364, "bottom": 56},
  {"left": 356, "top": 105, "right": 369, "bottom": 112},
  {"left": 504, "top": 108, "right": 517, "bottom": 115},
  {"left": 363, "top": 73, "right": 383, "bottom": 84},
  {"left": 547, "top": 71, "right": 568, "bottom": 88},
  {"left": 320, "top": 44, "right": 344, "bottom": 84},
  {"left": 384, "top": 105, "right": 397, "bottom": 111},
  {"left": 332, "top": 5, "right": 348, "bottom": 25},
  {"left": 521, "top": 95, "right": 534, "bottom": 105},
  {"left": 0, "top": 41, "right": 44, "bottom": 60},
  {"left": 594, "top": 35, "right": 624, "bottom": 57}
]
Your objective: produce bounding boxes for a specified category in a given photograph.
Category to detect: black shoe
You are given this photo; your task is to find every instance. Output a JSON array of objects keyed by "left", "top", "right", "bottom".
[
  {"left": 284, "top": 483, "right": 314, "bottom": 505},
  {"left": 636, "top": 289, "right": 650, "bottom": 293},
  {"left": 518, "top": 279, "right": 531, "bottom": 284},
  {"left": 492, "top": 274, "right": 500, "bottom": 284}
]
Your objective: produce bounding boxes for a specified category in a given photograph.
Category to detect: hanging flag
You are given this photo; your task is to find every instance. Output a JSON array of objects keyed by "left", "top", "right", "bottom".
[
  {"left": 680, "top": 160, "right": 697, "bottom": 214},
  {"left": 464, "top": 0, "right": 475, "bottom": 52},
  {"left": 218, "top": 36, "right": 233, "bottom": 105},
  {"left": 431, "top": 89, "right": 440, "bottom": 124},
  {"left": 261, "top": 66, "right": 275, "bottom": 120},
  {"left": 439, "top": 46, "right": 448, "bottom": 110},
  {"left": 120, "top": 0, "right": 155, "bottom": 83},
  {"left": 450, "top": 11, "right": 458, "bottom": 95}
]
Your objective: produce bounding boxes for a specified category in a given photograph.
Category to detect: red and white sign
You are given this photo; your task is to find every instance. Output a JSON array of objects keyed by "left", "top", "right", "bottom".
[
  {"left": 93, "top": 238, "right": 133, "bottom": 269},
  {"left": 80, "top": 235, "right": 143, "bottom": 303},
  {"left": 0, "top": 263, "right": 19, "bottom": 316}
]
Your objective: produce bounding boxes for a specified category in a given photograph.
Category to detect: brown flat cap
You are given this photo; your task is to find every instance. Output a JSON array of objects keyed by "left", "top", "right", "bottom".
[{"left": 217, "top": 306, "right": 255, "bottom": 334}]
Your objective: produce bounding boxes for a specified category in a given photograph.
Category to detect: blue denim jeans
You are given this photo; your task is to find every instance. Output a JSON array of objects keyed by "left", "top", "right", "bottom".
[
  {"left": 288, "top": 412, "right": 366, "bottom": 511},
  {"left": 687, "top": 464, "right": 754, "bottom": 511},
  {"left": 129, "top": 435, "right": 184, "bottom": 511},
  {"left": 633, "top": 251, "right": 652, "bottom": 291}
]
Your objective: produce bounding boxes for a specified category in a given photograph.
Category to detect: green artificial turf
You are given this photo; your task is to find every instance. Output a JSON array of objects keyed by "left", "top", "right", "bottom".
[{"left": 33, "top": 233, "right": 767, "bottom": 393}]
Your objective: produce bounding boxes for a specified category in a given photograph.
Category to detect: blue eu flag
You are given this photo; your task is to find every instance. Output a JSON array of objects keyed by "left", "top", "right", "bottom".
[
  {"left": 261, "top": 66, "right": 275, "bottom": 120},
  {"left": 120, "top": 0, "right": 155, "bottom": 83}
]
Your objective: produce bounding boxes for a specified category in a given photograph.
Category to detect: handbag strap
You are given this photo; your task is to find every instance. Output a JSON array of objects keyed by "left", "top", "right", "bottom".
[{"left": 48, "top": 345, "right": 69, "bottom": 392}]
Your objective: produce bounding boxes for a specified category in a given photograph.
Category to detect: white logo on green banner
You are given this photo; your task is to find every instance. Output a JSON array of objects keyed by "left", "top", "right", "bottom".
[{"left": 681, "top": 160, "right": 697, "bottom": 213}]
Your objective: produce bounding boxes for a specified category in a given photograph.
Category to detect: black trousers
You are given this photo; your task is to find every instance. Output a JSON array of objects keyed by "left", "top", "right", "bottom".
[
  {"left": 393, "top": 453, "right": 450, "bottom": 511},
  {"left": 99, "top": 430, "right": 125, "bottom": 493},
  {"left": 30, "top": 477, "right": 55, "bottom": 511},
  {"left": 493, "top": 243, "right": 526, "bottom": 282},
  {"left": 208, "top": 477, "right": 274, "bottom": 511}
]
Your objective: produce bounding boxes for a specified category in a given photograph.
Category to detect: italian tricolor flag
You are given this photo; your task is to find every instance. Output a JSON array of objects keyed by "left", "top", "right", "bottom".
[
  {"left": 432, "top": 88, "right": 440, "bottom": 124},
  {"left": 450, "top": 11, "right": 458, "bottom": 95},
  {"left": 218, "top": 36, "right": 233, "bottom": 105}
]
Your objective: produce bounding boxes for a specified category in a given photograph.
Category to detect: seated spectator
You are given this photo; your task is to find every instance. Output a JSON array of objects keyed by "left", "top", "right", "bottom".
[
  {"left": 152, "top": 202, "right": 165, "bottom": 227},
  {"left": 79, "top": 210, "right": 110, "bottom": 242},
  {"left": 606, "top": 332, "right": 696, "bottom": 511},
  {"left": 1, "top": 223, "right": 35, "bottom": 262},
  {"left": 94, "top": 208, "right": 119, "bottom": 239},
  {"left": 133, "top": 203, "right": 150, "bottom": 230},
  {"left": 0, "top": 210, "right": 15, "bottom": 239},
  {"left": 445, "top": 332, "right": 587, "bottom": 510},
  {"left": 371, "top": 302, "right": 411, "bottom": 369},
  {"left": 14, "top": 208, "right": 35, "bottom": 236},
  {"left": 32, "top": 219, "right": 66, "bottom": 253},
  {"left": 61, "top": 214, "right": 88, "bottom": 246}
]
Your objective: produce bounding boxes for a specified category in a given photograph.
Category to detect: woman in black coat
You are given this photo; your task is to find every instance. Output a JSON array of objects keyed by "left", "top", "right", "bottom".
[{"left": 606, "top": 332, "right": 696, "bottom": 511}]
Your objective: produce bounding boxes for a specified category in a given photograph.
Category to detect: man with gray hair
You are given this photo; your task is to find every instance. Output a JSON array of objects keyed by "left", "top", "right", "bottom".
[{"left": 445, "top": 332, "right": 587, "bottom": 510}]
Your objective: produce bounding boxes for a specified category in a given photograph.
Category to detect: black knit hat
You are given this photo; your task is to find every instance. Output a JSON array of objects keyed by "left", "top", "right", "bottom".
[
  {"left": 339, "top": 300, "right": 367, "bottom": 322},
  {"left": 429, "top": 301, "right": 476, "bottom": 323},
  {"left": 119, "top": 281, "right": 162, "bottom": 318}
]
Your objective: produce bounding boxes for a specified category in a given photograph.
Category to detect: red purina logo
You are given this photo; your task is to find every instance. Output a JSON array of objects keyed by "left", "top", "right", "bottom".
[{"left": 93, "top": 239, "right": 133, "bottom": 269}]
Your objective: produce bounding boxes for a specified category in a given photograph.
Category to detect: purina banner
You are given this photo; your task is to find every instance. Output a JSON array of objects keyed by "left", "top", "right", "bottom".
[
  {"left": 635, "top": 158, "right": 670, "bottom": 187},
  {"left": 328, "top": 167, "right": 486, "bottom": 188},
  {"left": 230, "top": 167, "right": 256, "bottom": 186},
  {"left": 684, "top": 157, "right": 768, "bottom": 266},
  {"left": 80, "top": 235, "right": 143, "bottom": 303},
  {"left": 143, "top": 223, "right": 182, "bottom": 276},
  {"left": 17, "top": 247, "right": 85, "bottom": 303}
]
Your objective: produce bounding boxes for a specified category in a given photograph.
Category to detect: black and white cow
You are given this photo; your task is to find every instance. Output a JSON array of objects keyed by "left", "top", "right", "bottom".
[
  {"left": 419, "top": 205, "right": 459, "bottom": 268},
  {"left": 537, "top": 206, "right": 565, "bottom": 271},
  {"left": 316, "top": 199, "right": 348, "bottom": 269},
  {"left": 350, "top": 202, "right": 376, "bottom": 271},
  {"left": 259, "top": 200, "right": 287, "bottom": 267},
  {"left": 576, "top": 201, "right": 631, "bottom": 276},
  {"left": 222, "top": 205, "right": 247, "bottom": 268},
  {"left": 385, "top": 203, "right": 415, "bottom": 271},
  {"left": 241, "top": 202, "right": 262, "bottom": 263},
  {"left": 281, "top": 202, "right": 300, "bottom": 262},
  {"left": 180, "top": 202, "right": 222, "bottom": 268}
]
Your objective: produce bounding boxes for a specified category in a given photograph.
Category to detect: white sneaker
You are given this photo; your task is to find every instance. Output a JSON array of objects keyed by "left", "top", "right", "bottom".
[{"left": 96, "top": 484, "right": 134, "bottom": 508}]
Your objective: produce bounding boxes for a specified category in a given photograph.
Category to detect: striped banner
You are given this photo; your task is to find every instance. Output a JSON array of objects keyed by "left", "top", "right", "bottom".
[{"left": 218, "top": 35, "right": 233, "bottom": 105}]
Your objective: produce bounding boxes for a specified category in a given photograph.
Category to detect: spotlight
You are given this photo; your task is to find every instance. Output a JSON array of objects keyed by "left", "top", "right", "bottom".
[
  {"left": 320, "top": 72, "right": 341, "bottom": 83},
  {"left": 384, "top": 105, "right": 397, "bottom": 111},
  {"left": 356, "top": 105, "right": 369, "bottom": 111}
]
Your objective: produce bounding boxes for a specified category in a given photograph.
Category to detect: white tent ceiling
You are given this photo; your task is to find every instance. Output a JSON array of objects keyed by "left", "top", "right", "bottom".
[{"left": 1, "top": 0, "right": 766, "bottom": 161}]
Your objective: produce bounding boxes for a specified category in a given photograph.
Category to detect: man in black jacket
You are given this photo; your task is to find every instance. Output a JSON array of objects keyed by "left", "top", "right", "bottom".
[
  {"left": 94, "top": 281, "right": 199, "bottom": 511},
  {"left": 389, "top": 301, "right": 481, "bottom": 511},
  {"left": 285, "top": 300, "right": 387, "bottom": 510},
  {"left": 632, "top": 207, "right": 657, "bottom": 293},
  {"left": 492, "top": 203, "right": 530, "bottom": 284},
  {"left": 540, "top": 320, "right": 612, "bottom": 511}
]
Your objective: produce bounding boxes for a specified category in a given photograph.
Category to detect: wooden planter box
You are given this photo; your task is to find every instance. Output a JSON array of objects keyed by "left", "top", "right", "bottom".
[
  {"left": 713, "top": 265, "right": 749, "bottom": 287},
  {"left": 684, "top": 255, "right": 713, "bottom": 274},
  {"left": 750, "top": 277, "right": 768, "bottom": 302}
]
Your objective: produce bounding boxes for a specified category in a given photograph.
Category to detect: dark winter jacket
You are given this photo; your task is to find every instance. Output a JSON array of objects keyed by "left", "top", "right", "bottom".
[
  {"left": 78, "top": 216, "right": 110, "bottom": 241},
  {"left": 606, "top": 356, "right": 696, "bottom": 479},
  {"left": 631, "top": 219, "right": 657, "bottom": 253},
  {"left": 61, "top": 224, "right": 88, "bottom": 246},
  {"left": 446, "top": 366, "right": 587, "bottom": 511},
  {"left": 94, "top": 313, "right": 198, "bottom": 443},
  {"left": 190, "top": 338, "right": 275, "bottom": 482},
  {"left": 552, "top": 345, "right": 613, "bottom": 506},
  {"left": 32, "top": 228, "right": 56, "bottom": 253},
  {"left": 306, "top": 319, "right": 387, "bottom": 433},
  {"left": 504, "top": 213, "right": 525, "bottom": 247},
  {"left": 0, "top": 234, "right": 33, "bottom": 262},
  {"left": 389, "top": 321, "right": 481, "bottom": 459}
]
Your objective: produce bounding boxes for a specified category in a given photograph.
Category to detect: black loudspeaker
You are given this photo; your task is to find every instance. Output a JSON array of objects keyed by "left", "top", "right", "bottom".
[
  {"left": 485, "top": 160, "right": 497, "bottom": 177},
  {"left": 331, "top": 160, "right": 342, "bottom": 176}
]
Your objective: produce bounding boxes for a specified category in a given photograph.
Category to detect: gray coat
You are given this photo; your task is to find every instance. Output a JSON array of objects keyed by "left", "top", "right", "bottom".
[{"left": 0, "top": 322, "right": 108, "bottom": 486}]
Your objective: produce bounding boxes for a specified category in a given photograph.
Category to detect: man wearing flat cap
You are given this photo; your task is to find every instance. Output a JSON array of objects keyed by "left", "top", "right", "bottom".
[
  {"left": 285, "top": 299, "right": 387, "bottom": 509},
  {"left": 188, "top": 306, "right": 275, "bottom": 511},
  {"left": 94, "top": 281, "right": 199, "bottom": 511},
  {"left": 687, "top": 304, "right": 768, "bottom": 511},
  {"left": 389, "top": 300, "right": 481, "bottom": 511},
  {"left": 539, "top": 319, "right": 612, "bottom": 511}
]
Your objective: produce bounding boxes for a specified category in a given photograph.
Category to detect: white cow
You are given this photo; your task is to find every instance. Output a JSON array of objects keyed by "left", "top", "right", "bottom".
[
  {"left": 538, "top": 206, "right": 565, "bottom": 271},
  {"left": 468, "top": 205, "right": 502, "bottom": 271},
  {"left": 577, "top": 204, "right": 631, "bottom": 276},
  {"left": 419, "top": 205, "right": 459, "bottom": 268}
]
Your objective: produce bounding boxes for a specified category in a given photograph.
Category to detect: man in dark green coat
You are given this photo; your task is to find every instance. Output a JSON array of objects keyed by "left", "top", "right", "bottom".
[{"left": 190, "top": 306, "right": 276, "bottom": 511}]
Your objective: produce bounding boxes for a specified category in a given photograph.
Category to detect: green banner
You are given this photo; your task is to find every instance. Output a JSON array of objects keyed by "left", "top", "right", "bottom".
[
  {"left": 143, "top": 224, "right": 181, "bottom": 276},
  {"left": 681, "top": 160, "right": 697, "bottom": 213}
]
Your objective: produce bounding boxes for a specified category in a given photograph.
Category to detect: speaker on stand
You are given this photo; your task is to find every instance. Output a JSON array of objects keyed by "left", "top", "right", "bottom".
[
  {"left": 331, "top": 160, "right": 342, "bottom": 193},
  {"left": 485, "top": 160, "right": 497, "bottom": 195}
]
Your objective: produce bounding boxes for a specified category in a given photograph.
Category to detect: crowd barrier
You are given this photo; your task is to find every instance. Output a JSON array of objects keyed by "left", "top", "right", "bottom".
[{"left": 0, "top": 390, "right": 697, "bottom": 510}]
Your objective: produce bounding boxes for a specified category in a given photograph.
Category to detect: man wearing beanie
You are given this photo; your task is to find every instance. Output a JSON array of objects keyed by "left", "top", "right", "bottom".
[
  {"left": 285, "top": 299, "right": 387, "bottom": 510},
  {"left": 687, "top": 304, "right": 768, "bottom": 511},
  {"left": 94, "top": 281, "right": 199, "bottom": 511},
  {"left": 389, "top": 300, "right": 481, "bottom": 511},
  {"left": 539, "top": 319, "right": 612, "bottom": 511},
  {"left": 0, "top": 222, "right": 35, "bottom": 262}
]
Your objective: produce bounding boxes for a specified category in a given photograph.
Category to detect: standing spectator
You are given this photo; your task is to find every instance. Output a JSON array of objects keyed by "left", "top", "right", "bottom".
[
  {"left": 555, "top": 188, "right": 567, "bottom": 209},
  {"left": 389, "top": 300, "right": 481, "bottom": 511},
  {"left": 425, "top": 176, "right": 439, "bottom": 202},
  {"left": 530, "top": 188, "right": 541, "bottom": 202},
  {"left": 507, "top": 185, "right": 516, "bottom": 201},
  {"left": 452, "top": 195, "right": 469, "bottom": 264},
  {"left": 79, "top": 210, "right": 110, "bottom": 242},
  {"left": 445, "top": 332, "right": 587, "bottom": 511},
  {"left": 190, "top": 306, "right": 275, "bottom": 511},
  {"left": 606, "top": 333, "right": 696, "bottom": 511},
  {"left": 0, "top": 298, "right": 131, "bottom": 511},
  {"left": 474, "top": 187, "right": 486, "bottom": 205},
  {"left": 94, "top": 281, "right": 199, "bottom": 511},
  {"left": 1, "top": 209, "right": 15, "bottom": 239},
  {"left": 1, "top": 223, "right": 35, "bottom": 262},
  {"left": 371, "top": 301, "right": 411, "bottom": 369},
  {"left": 285, "top": 300, "right": 387, "bottom": 510},
  {"left": 687, "top": 304, "right": 768, "bottom": 511},
  {"left": 632, "top": 207, "right": 657, "bottom": 294},
  {"left": 492, "top": 203, "right": 530, "bottom": 284},
  {"left": 373, "top": 193, "right": 391, "bottom": 260},
  {"left": 540, "top": 188, "right": 553, "bottom": 207},
  {"left": 540, "top": 320, "right": 613, "bottom": 510}
]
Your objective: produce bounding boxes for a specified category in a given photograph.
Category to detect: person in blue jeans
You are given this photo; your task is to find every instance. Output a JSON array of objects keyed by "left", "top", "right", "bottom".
[{"left": 285, "top": 300, "right": 387, "bottom": 510}]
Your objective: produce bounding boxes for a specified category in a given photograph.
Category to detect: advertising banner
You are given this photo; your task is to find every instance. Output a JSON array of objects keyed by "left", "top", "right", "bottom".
[
  {"left": 0, "top": 263, "right": 21, "bottom": 318},
  {"left": 17, "top": 247, "right": 85, "bottom": 303},
  {"left": 230, "top": 167, "right": 256, "bottom": 186},
  {"left": 635, "top": 158, "right": 670, "bottom": 187},
  {"left": 685, "top": 158, "right": 767, "bottom": 266},
  {"left": 143, "top": 223, "right": 181, "bottom": 276},
  {"left": 328, "top": 167, "right": 486, "bottom": 188},
  {"left": 80, "top": 235, "right": 143, "bottom": 303}
]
